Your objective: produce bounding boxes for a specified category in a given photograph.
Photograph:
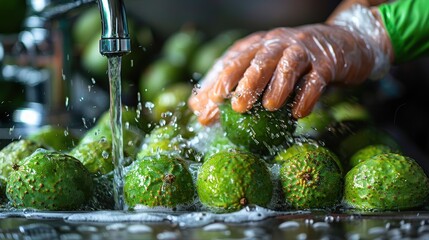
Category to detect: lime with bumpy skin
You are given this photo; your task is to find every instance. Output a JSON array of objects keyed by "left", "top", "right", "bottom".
[
  {"left": 197, "top": 149, "right": 273, "bottom": 213},
  {"left": 275, "top": 143, "right": 343, "bottom": 175},
  {"left": 137, "top": 124, "right": 198, "bottom": 162},
  {"left": 150, "top": 82, "right": 193, "bottom": 123},
  {"left": 335, "top": 126, "right": 400, "bottom": 170},
  {"left": 124, "top": 154, "right": 195, "bottom": 209},
  {"left": 344, "top": 153, "right": 429, "bottom": 211},
  {"left": 219, "top": 101, "right": 295, "bottom": 155},
  {"left": 0, "top": 139, "right": 44, "bottom": 179},
  {"left": 80, "top": 119, "right": 144, "bottom": 161},
  {"left": 69, "top": 138, "right": 114, "bottom": 175},
  {"left": 349, "top": 144, "right": 400, "bottom": 169},
  {"left": 279, "top": 148, "right": 343, "bottom": 209},
  {"left": 27, "top": 125, "right": 79, "bottom": 152},
  {"left": 6, "top": 149, "right": 93, "bottom": 210},
  {"left": 97, "top": 106, "right": 154, "bottom": 134}
]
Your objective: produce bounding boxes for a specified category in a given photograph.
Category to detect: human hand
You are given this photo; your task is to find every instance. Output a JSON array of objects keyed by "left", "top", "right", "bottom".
[{"left": 189, "top": 5, "right": 391, "bottom": 125}]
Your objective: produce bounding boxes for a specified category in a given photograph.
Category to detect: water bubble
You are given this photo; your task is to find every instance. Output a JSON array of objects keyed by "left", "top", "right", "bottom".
[
  {"left": 59, "top": 225, "right": 72, "bottom": 231},
  {"left": 304, "top": 219, "right": 314, "bottom": 225},
  {"left": 296, "top": 233, "right": 307, "bottom": 240},
  {"left": 127, "top": 224, "right": 153, "bottom": 233},
  {"left": 60, "top": 233, "right": 83, "bottom": 240},
  {"left": 400, "top": 222, "right": 412, "bottom": 231},
  {"left": 245, "top": 205, "right": 257, "bottom": 212},
  {"left": 312, "top": 222, "right": 330, "bottom": 230},
  {"left": 324, "top": 215, "right": 335, "bottom": 223},
  {"left": 387, "top": 228, "right": 402, "bottom": 238},
  {"left": 243, "top": 227, "right": 266, "bottom": 238},
  {"left": 347, "top": 233, "right": 360, "bottom": 240},
  {"left": 76, "top": 225, "right": 98, "bottom": 233},
  {"left": 278, "top": 221, "right": 300, "bottom": 230},
  {"left": 203, "top": 223, "right": 228, "bottom": 231},
  {"left": 105, "top": 223, "right": 127, "bottom": 231},
  {"left": 367, "top": 226, "right": 386, "bottom": 235},
  {"left": 156, "top": 231, "right": 179, "bottom": 240}
]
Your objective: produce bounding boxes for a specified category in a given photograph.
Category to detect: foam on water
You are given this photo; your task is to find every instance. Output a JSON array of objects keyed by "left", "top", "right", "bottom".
[{"left": 0, "top": 207, "right": 308, "bottom": 228}]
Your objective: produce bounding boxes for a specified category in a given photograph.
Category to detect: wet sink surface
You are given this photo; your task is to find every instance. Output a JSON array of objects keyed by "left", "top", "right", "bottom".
[{"left": 1, "top": 210, "right": 429, "bottom": 239}]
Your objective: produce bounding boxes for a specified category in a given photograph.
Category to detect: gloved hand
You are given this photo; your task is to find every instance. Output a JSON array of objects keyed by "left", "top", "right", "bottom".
[{"left": 189, "top": 4, "right": 392, "bottom": 126}]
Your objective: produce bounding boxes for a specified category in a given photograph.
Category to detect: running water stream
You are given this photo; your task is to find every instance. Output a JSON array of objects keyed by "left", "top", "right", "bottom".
[{"left": 107, "top": 56, "right": 125, "bottom": 210}]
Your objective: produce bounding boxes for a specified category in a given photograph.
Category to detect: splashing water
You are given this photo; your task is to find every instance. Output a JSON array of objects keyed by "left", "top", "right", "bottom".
[{"left": 107, "top": 56, "right": 125, "bottom": 210}]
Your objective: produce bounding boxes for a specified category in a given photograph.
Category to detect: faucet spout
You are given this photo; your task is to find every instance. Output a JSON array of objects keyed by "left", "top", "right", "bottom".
[{"left": 98, "top": 0, "right": 131, "bottom": 56}]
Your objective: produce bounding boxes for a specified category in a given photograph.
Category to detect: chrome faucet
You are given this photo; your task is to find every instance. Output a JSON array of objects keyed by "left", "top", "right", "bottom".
[
  {"left": 25, "top": 0, "right": 130, "bottom": 56},
  {"left": 0, "top": 0, "right": 130, "bottom": 128}
]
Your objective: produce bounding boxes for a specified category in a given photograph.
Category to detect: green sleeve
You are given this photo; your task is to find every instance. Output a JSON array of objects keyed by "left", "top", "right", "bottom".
[{"left": 378, "top": 0, "right": 429, "bottom": 63}]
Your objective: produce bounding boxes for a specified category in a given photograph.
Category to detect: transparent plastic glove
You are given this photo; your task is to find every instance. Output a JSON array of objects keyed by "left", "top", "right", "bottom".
[{"left": 188, "top": 4, "right": 391, "bottom": 125}]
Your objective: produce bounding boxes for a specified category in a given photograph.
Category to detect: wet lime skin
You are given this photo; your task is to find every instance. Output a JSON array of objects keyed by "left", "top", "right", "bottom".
[
  {"left": 6, "top": 149, "right": 93, "bottom": 210},
  {"left": 344, "top": 153, "right": 429, "bottom": 211},
  {"left": 219, "top": 102, "right": 295, "bottom": 155},
  {"left": 197, "top": 149, "right": 273, "bottom": 213},
  {"left": 124, "top": 154, "right": 195, "bottom": 208}
]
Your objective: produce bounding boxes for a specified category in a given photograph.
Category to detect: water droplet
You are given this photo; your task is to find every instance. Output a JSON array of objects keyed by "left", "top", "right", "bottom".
[
  {"left": 245, "top": 205, "right": 257, "bottom": 212},
  {"left": 324, "top": 215, "right": 335, "bottom": 223},
  {"left": 65, "top": 97, "right": 69, "bottom": 107},
  {"left": 102, "top": 151, "right": 110, "bottom": 159},
  {"left": 82, "top": 118, "right": 88, "bottom": 129},
  {"left": 91, "top": 78, "right": 96, "bottom": 84},
  {"left": 145, "top": 102, "right": 155, "bottom": 111},
  {"left": 64, "top": 130, "right": 69, "bottom": 136}
]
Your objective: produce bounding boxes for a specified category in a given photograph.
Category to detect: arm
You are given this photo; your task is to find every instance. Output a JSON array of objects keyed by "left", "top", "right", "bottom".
[
  {"left": 326, "top": 0, "right": 388, "bottom": 24},
  {"left": 378, "top": 0, "right": 429, "bottom": 63}
]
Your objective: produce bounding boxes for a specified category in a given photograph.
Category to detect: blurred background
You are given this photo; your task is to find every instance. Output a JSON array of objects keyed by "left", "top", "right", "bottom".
[{"left": 1, "top": 0, "right": 429, "bottom": 163}]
